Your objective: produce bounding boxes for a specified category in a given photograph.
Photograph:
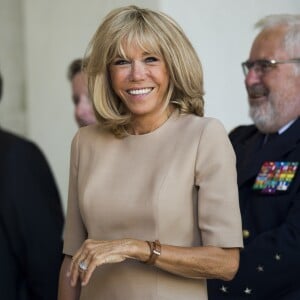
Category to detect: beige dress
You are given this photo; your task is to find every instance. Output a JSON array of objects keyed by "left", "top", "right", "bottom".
[{"left": 63, "top": 111, "right": 243, "bottom": 300}]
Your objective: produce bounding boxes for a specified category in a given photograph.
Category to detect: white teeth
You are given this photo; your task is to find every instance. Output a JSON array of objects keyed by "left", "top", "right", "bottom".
[{"left": 128, "top": 88, "right": 152, "bottom": 95}]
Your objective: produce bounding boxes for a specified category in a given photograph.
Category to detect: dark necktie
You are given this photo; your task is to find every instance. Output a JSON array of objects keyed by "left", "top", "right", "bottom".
[{"left": 263, "top": 132, "right": 278, "bottom": 145}]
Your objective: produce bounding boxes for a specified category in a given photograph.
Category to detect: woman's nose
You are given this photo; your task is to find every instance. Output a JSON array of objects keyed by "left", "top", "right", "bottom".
[{"left": 129, "top": 61, "right": 146, "bottom": 81}]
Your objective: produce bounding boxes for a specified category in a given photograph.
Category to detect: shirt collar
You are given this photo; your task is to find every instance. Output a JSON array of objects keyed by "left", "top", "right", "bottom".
[{"left": 278, "top": 119, "right": 297, "bottom": 135}]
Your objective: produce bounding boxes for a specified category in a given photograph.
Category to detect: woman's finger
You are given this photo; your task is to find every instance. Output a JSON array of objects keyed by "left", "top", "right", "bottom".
[{"left": 81, "top": 261, "right": 97, "bottom": 286}]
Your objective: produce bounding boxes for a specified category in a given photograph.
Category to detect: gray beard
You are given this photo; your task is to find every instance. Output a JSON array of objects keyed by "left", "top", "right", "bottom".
[{"left": 249, "top": 100, "right": 277, "bottom": 133}]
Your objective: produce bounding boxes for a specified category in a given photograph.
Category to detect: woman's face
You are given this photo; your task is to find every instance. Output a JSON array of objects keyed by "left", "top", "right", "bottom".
[{"left": 109, "top": 43, "right": 169, "bottom": 120}]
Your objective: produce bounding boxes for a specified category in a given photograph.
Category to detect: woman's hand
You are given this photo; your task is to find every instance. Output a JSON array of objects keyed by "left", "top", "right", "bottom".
[
  {"left": 68, "top": 239, "right": 149, "bottom": 286},
  {"left": 67, "top": 239, "right": 239, "bottom": 287}
]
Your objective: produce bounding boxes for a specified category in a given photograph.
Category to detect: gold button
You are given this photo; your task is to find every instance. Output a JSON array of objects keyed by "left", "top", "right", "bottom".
[{"left": 243, "top": 229, "right": 250, "bottom": 238}]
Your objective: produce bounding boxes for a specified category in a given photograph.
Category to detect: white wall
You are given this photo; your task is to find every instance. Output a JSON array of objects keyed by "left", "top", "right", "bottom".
[
  {"left": 0, "top": 0, "right": 26, "bottom": 134},
  {"left": 1, "top": 0, "right": 299, "bottom": 211}
]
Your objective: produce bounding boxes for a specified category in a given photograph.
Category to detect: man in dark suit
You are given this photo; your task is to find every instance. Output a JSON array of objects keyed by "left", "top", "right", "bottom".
[
  {"left": 208, "top": 15, "right": 300, "bottom": 299},
  {"left": 0, "top": 71, "right": 64, "bottom": 299}
]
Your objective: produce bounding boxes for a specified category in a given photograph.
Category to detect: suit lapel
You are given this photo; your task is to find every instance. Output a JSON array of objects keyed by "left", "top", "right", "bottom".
[{"left": 237, "top": 131, "right": 264, "bottom": 186}]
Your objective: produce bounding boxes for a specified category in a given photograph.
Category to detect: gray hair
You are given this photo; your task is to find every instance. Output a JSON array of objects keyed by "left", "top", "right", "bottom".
[{"left": 255, "top": 14, "right": 300, "bottom": 74}]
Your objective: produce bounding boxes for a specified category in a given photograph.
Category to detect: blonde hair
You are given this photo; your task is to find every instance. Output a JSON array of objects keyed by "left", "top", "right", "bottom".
[{"left": 85, "top": 5, "right": 204, "bottom": 137}]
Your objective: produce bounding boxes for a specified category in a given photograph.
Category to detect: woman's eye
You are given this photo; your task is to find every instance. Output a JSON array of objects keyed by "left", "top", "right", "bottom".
[
  {"left": 145, "top": 56, "right": 158, "bottom": 63},
  {"left": 113, "top": 59, "right": 129, "bottom": 65}
]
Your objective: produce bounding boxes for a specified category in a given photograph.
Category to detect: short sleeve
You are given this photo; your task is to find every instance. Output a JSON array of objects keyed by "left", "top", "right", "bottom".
[{"left": 195, "top": 118, "right": 243, "bottom": 248}]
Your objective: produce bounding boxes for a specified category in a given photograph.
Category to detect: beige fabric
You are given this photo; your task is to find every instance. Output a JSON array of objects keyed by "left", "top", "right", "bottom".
[{"left": 63, "top": 111, "right": 243, "bottom": 300}]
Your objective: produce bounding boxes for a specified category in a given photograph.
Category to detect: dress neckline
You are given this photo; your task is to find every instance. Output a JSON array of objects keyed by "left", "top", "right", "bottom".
[{"left": 126, "top": 109, "right": 179, "bottom": 139}]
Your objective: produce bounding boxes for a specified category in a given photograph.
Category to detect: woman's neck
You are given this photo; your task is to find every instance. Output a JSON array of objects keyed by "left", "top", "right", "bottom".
[{"left": 129, "top": 106, "right": 174, "bottom": 135}]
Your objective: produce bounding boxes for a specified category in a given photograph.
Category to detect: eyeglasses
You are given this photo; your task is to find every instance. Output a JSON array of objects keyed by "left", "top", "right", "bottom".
[{"left": 241, "top": 58, "right": 300, "bottom": 76}]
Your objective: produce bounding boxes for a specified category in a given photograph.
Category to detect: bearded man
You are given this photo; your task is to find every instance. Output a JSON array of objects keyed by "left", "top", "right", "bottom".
[{"left": 208, "top": 14, "right": 300, "bottom": 300}]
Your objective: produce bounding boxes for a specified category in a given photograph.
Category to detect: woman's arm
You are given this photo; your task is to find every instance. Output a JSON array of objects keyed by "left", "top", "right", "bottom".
[
  {"left": 154, "top": 244, "right": 239, "bottom": 280},
  {"left": 68, "top": 239, "right": 240, "bottom": 287},
  {"left": 58, "top": 255, "right": 81, "bottom": 300}
]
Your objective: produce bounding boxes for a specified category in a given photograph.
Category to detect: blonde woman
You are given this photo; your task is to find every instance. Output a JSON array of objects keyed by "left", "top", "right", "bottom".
[{"left": 58, "top": 6, "right": 243, "bottom": 300}]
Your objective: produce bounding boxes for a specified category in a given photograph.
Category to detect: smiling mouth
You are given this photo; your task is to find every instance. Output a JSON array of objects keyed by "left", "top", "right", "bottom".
[
  {"left": 247, "top": 84, "right": 269, "bottom": 99},
  {"left": 127, "top": 88, "right": 153, "bottom": 95}
]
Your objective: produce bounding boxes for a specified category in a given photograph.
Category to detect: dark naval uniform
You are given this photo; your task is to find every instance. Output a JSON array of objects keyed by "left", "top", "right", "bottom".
[{"left": 208, "top": 118, "right": 300, "bottom": 300}]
